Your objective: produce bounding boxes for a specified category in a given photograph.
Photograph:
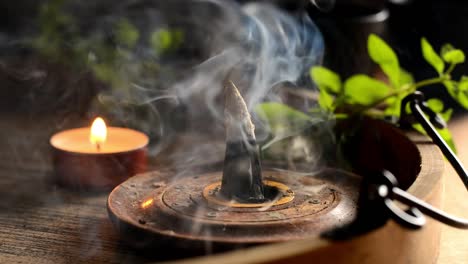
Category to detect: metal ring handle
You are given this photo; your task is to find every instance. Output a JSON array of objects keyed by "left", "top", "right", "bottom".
[
  {"left": 378, "top": 170, "right": 468, "bottom": 229},
  {"left": 384, "top": 197, "right": 426, "bottom": 229},
  {"left": 376, "top": 178, "right": 426, "bottom": 230}
]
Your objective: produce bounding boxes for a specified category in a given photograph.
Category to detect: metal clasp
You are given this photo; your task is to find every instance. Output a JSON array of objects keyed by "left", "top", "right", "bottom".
[
  {"left": 400, "top": 91, "right": 468, "bottom": 189},
  {"left": 376, "top": 91, "right": 468, "bottom": 229}
]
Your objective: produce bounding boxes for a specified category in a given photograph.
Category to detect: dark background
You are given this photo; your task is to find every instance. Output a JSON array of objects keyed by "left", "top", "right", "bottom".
[{"left": 1, "top": 0, "right": 468, "bottom": 116}]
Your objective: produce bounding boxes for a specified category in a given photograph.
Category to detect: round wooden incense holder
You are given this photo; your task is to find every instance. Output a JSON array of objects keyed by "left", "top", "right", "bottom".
[{"left": 108, "top": 119, "right": 444, "bottom": 263}]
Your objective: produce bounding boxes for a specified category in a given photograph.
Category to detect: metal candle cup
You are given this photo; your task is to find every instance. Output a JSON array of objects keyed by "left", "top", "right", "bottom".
[{"left": 50, "top": 119, "right": 149, "bottom": 190}]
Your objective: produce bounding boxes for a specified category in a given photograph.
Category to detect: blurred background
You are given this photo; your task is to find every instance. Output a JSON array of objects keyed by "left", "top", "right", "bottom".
[
  {"left": 2, "top": 0, "right": 468, "bottom": 168},
  {"left": 2, "top": 0, "right": 468, "bottom": 120}
]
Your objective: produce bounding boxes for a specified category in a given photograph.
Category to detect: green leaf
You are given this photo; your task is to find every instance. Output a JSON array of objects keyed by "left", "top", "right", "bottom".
[
  {"left": 460, "top": 76, "right": 468, "bottom": 90},
  {"left": 412, "top": 123, "right": 425, "bottom": 134},
  {"left": 367, "top": 34, "right": 400, "bottom": 87},
  {"left": 426, "top": 98, "right": 444, "bottom": 113},
  {"left": 256, "top": 103, "right": 314, "bottom": 134},
  {"left": 150, "top": 29, "right": 184, "bottom": 54},
  {"left": 443, "top": 80, "right": 457, "bottom": 98},
  {"left": 92, "top": 63, "right": 115, "bottom": 83},
  {"left": 256, "top": 102, "right": 319, "bottom": 149},
  {"left": 91, "top": 63, "right": 123, "bottom": 87},
  {"left": 151, "top": 29, "right": 172, "bottom": 53},
  {"left": 318, "top": 89, "right": 334, "bottom": 110},
  {"left": 421, "top": 38, "right": 444, "bottom": 74},
  {"left": 441, "top": 44, "right": 455, "bottom": 57},
  {"left": 334, "top": 113, "right": 349, "bottom": 119},
  {"left": 310, "top": 66, "right": 341, "bottom": 94},
  {"left": 384, "top": 96, "right": 401, "bottom": 117},
  {"left": 441, "top": 108, "right": 453, "bottom": 122},
  {"left": 446, "top": 78, "right": 468, "bottom": 109},
  {"left": 441, "top": 43, "right": 465, "bottom": 64},
  {"left": 399, "top": 68, "right": 414, "bottom": 87},
  {"left": 458, "top": 77, "right": 468, "bottom": 96},
  {"left": 454, "top": 91, "right": 468, "bottom": 109},
  {"left": 443, "top": 49, "right": 465, "bottom": 64},
  {"left": 426, "top": 98, "right": 453, "bottom": 122},
  {"left": 412, "top": 97, "right": 455, "bottom": 152},
  {"left": 115, "top": 19, "right": 139, "bottom": 48},
  {"left": 412, "top": 124, "right": 456, "bottom": 153},
  {"left": 343, "top": 74, "right": 391, "bottom": 105},
  {"left": 438, "top": 128, "right": 457, "bottom": 153}
]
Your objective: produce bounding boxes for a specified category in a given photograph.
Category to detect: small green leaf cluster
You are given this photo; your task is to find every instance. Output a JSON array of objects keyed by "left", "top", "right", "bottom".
[
  {"left": 256, "top": 34, "right": 467, "bottom": 155},
  {"left": 310, "top": 34, "right": 467, "bottom": 152},
  {"left": 115, "top": 19, "right": 140, "bottom": 48},
  {"left": 29, "top": 0, "right": 188, "bottom": 134},
  {"left": 150, "top": 29, "right": 184, "bottom": 54},
  {"left": 32, "top": 0, "right": 185, "bottom": 90}
]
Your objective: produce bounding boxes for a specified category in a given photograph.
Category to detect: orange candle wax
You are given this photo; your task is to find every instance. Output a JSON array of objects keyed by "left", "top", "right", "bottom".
[{"left": 50, "top": 118, "right": 149, "bottom": 190}]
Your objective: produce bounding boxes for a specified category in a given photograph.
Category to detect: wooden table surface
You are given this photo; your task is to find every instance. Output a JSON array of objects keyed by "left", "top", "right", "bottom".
[
  {"left": 439, "top": 118, "right": 468, "bottom": 264},
  {"left": 0, "top": 113, "right": 467, "bottom": 263},
  {"left": 0, "top": 114, "right": 147, "bottom": 263}
]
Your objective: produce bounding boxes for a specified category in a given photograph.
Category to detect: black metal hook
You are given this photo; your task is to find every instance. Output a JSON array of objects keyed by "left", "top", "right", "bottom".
[
  {"left": 399, "top": 91, "right": 468, "bottom": 190},
  {"left": 376, "top": 170, "right": 426, "bottom": 229},
  {"left": 376, "top": 91, "right": 468, "bottom": 230},
  {"left": 377, "top": 170, "right": 468, "bottom": 229}
]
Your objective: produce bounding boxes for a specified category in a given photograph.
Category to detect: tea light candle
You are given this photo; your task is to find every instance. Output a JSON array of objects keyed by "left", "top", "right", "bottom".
[{"left": 50, "top": 117, "right": 149, "bottom": 190}]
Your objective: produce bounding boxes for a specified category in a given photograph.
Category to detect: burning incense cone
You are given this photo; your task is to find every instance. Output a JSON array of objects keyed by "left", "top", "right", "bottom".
[{"left": 221, "top": 80, "right": 265, "bottom": 202}]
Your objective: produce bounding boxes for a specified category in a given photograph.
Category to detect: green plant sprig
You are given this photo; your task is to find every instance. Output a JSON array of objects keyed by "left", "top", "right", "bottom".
[
  {"left": 308, "top": 34, "right": 468, "bottom": 152},
  {"left": 33, "top": 0, "right": 185, "bottom": 89},
  {"left": 257, "top": 34, "right": 467, "bottom": 153},
  {"left": 360, "top": 74, "right": 450, "bottom": 112}
]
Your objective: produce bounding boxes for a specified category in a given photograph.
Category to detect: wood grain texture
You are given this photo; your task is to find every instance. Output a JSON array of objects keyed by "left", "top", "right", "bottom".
[
  {"left": 165, "top": 130, "right": 444, "bottom": 264},
  {"left": 0, "top": 114, "right": 148, "bottom": 264},
  {"left": 0, "top": 113, "right": 461, "bottom": 264},
  {"left": 438, "top": 118, "right": 468, "bottom": 264}
]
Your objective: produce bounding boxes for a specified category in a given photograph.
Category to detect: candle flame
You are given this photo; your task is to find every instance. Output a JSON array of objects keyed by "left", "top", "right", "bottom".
[
  {"left": 141, "top": 198, "right": 154, "bottom": 209},
  {"left": 90, "top": 117, "right": 107, "bottom": 149}
]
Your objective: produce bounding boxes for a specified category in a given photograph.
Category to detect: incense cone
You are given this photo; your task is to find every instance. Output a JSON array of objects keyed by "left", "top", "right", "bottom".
[{"left": 221, "top": 81, "right": 265, "bottom": 202}]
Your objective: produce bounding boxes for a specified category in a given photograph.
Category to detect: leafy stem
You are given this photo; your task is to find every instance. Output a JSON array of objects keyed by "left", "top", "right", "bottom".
[
  {"left": 358, "top": 75, "right": 449, "bottom": 113},
  {"left": 446, "top": 63, "right": 456, "bottom": 75},
  {"left": 413, "top": 75, "right": 451, "bottom": 89},
  {"left": 257, "top": 34, "right": 466, "bottom": 157},
  {"left": 308, "top": 34, "right": 468, "bottom": 152}
]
